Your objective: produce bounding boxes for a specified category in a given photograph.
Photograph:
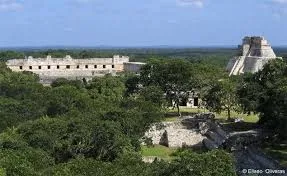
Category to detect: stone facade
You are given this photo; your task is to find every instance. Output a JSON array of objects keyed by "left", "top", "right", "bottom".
[
  {"left": 6, "top": 55, "right": 145, "bottom": 84},
  {"left": 227, "top": 36, "right": 281, "bottom": 76},
  {"left": 172, "top": 91, "right": 200, "bottom": 108}
]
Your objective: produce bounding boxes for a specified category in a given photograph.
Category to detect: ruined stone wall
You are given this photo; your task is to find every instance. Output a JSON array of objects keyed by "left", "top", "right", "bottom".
[
  {"left": 144, "top": 121, "right": 206, "bottom": 148},
  {"left": 6, "top": 55, "right": 130, "bottom": 83},
  {"left": 7, "top": 55, "right": 129, "bottom": 71},
  {"left": 143, "top": 113, "right": 228, "bottom": 149}
]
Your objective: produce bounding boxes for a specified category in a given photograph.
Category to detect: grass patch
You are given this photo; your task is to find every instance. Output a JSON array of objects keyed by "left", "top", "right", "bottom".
[
  {"left": 168, "top": 107, "right": 208, "bottom": 114},
  {"left": 162, "top": 116, "right": 179, "bottom": 122},
  {"left": 167, "top": 107, "right": 259, "bottom": 123},
  {"left": 141, "top": 145, "right": 176, "bottom": 161},
  {"left": 216, "top": 112, "right": 259, "bottom": 123},
  {"left": 164, "top": 107, "right": 208, "bottom": 121}
]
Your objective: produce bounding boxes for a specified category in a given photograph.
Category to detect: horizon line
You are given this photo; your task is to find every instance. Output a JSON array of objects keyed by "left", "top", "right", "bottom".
[{"left": 0, "top": 45, "right": 287, "bottom": 50}]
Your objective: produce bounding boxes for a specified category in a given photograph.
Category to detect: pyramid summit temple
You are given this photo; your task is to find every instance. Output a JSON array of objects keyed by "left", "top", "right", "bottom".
[{"left": 226, "top": 36, "right": 281, "bottom": 76}]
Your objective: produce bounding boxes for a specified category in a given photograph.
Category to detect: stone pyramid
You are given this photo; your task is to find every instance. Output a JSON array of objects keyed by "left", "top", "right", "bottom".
[{"left": 226, "top": 36, "right": 281, "bottom": 76}]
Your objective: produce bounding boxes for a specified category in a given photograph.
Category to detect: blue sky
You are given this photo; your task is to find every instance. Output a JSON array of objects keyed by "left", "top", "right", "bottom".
[{"left": 0, "top": 0, "right": 286, "bottom": 47}]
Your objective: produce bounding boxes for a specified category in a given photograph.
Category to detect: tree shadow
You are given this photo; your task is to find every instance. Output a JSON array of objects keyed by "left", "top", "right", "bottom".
[
  {"left": 164, "top": 112, "right": 198, "bottom": 118},
  {"left": 221, "top": 122, "right": 259, "bottom": 132}
]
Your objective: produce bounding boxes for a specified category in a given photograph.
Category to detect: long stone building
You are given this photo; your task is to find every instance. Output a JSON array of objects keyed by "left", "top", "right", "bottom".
[
  {"left": 6, "top": 55, "right": 145, "bottom": 84},
  {"left": 227, "top": 36, "right": 281, "bottom": 76}
]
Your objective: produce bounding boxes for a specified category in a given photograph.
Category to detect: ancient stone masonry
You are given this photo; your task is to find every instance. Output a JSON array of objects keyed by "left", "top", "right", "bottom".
[
  {"left": 6, "top": 55, "right": 145, "bottom": 84},
  {"left": 143, "top": 113, "right": 227, "bottom": 149},
  {"left": 227, "top": 36, "right": 282, "bottom": 76},
  {"left": 143, "top": 121, "right": 206, "bottom": 148}
]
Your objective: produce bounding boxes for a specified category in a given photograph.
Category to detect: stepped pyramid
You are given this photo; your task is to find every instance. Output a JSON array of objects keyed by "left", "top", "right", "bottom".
[{"left": 227, "top": 36, "right": 281, "bottom": 76}]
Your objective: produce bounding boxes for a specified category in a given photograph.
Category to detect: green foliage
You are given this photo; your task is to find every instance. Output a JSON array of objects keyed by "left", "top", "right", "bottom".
[
  {"left": 46, "top": 86, "right": 91, "bottom": 116},
  {"left": 0, "top": 51, "right": 25, "bottom": 61},
  {"left": 44, "top": 149, "right": 236, "bottom": 176},
  {"left": 0, "top": 56, "right": 240, "bottom": 175},
  {"left": 44, "top": 158, "right": 110, "bottom": 176},
  {"left": 238, "top": 59, "right": 287, "bottom": 138},
  {"left": 0, "top": 70, "right": 47, "bottom": 131},
  {"left": 51, "top": 78, "right": 84, "bottom": 89},
  {"left": 140, "top": 59, "right": 194, "bottom": 116},
  {"left": 16, "top": 117, "right": 133, "bottom": 163},
  {"left": 0, "top": 168, "right": 6, "bottom": 176},
  {"left": 44, "top": 155, "right": 154, "bottom": 176},
  {"left": 138, "top": 86, "right": 166, "bottom": 107},
  {"left": 0, "top": 128, "right": 28, "bottom": 150},
  {"left": 164, "top": 150, "right": 236, "bottom": 176},
  {"left": 124, "top": 74, "right": 141, "bottom": 96},
  {"left": 141, "top": 145, "right": 176, "bottom": 160},
  {"left": 0, "top": 148, "right": 54, "bottom": 176},
  {"left": 87, "top": 75, "right": 126, "bottom": 105},
  {"left": 189, "top": 61, "right": 228, "bottom": 89},
  {"left": 204, "top": 78, "right": 239, "bottom": 120}
]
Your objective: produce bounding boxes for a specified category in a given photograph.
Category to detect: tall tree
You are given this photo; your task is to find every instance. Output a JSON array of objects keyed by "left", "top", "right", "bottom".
[
  {"left": 140, "top": 59, "right": 193, "bottom": 116},
  {"left": 204, "top": 78, "right": 239, "bottom": 120},
  {"left": 238, "top": 59, "right": 287, "bottom": 139}
]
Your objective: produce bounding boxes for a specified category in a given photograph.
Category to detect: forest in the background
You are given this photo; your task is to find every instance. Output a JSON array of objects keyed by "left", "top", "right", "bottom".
[
  {"left": 0, "top": 47, "right": 237, "bottom": 67},
  {"left": 1, "top": 47, "right": 286, "bottom": 68}
]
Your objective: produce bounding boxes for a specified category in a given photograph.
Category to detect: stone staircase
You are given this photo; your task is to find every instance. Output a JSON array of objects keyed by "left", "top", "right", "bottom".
[
  {"left": 181, "top": 113, "right": 228, "bottom": 150},
  {"left": 229, "top": 56, "right": 246, "bottom": 76}
]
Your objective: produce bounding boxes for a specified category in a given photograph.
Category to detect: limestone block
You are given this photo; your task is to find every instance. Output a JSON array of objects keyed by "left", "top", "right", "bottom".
[{"left": 198, "top": 122, "right": 209, "bottom": 135}]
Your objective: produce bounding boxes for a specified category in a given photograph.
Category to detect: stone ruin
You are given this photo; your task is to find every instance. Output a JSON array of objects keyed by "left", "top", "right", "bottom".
[
  {"left": 143, "top": 113, "right": 286, "bottom": 173},
  {"left": 6, "top": 55, "right": 145, "bottom": 84},
  {"left": 227, "top": 36, "right": 282, "bottom": 76},
  {"left": 143, "top": 113, "right": 228, "bottom": 150}
]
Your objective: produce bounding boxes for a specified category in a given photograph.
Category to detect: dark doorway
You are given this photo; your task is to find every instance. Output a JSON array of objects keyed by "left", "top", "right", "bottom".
[{"left": 194, "top": 97, "right": 199, "bottom": 106}]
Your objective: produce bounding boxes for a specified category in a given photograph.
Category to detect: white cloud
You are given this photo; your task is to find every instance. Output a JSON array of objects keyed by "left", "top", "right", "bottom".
[
  {"left": 176, "top": 0, "right": 204, "bottom": 8},
  {"left": 260, "top": 0, "right": 287, "bottom": 19},
  {"left": 0, "top": 0, "right": 23, "bottom": 12},
  {"left": 269, "top": 0, "right": 287, "bottom": 18},
  {"left": 272, "top": 0, "right": 287, "bottom": 4}
]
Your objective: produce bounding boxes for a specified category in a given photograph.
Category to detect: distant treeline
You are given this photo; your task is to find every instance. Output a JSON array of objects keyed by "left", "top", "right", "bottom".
[{"left": 0, "top": 47, "right": 286, "bottom": 68}]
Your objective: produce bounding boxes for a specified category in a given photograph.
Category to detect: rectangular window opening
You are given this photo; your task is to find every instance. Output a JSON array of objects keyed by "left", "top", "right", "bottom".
[
  {"left": 77, "top": 65, "right": 80, "bottom": 69},
  {"left": 29, "top": 66, "right": 32, "bottom": 70},
  {"left": 103, "top": 65, "right": 106, "bottom": 69},
  {"left": 112, "top": 65, "right": 115, "bottom": 68},
  {"left": 66, "top": 65, "right": 70, "bottom": 69},
  {"left": 94, "top": 65, "right": 97, "bottom": 69},
  {"left": 85, "top": 65, "right": 88, "bottom": 69},
  {"left": 19, "top": 66, "right": 23, "bottom": 70},
  {"left": 38, "top": 66, "right": 42, "bottom": 69},
  {"left": 57, "top": 65, "right": 60, "bottom": 69},
  {"left": 47, "top": 65, "right": 51, "bottom": 69}
]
